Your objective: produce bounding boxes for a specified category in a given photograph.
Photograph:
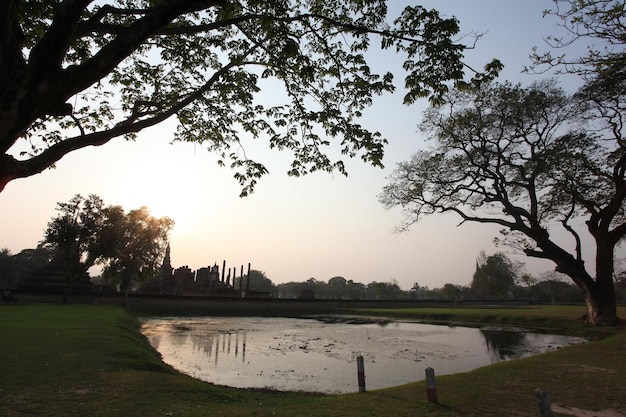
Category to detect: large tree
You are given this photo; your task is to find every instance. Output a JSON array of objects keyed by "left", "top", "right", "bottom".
[
  {"left": 0, "top": 249, "right": 14, "bottom": 289},
  {"left": 379, "top": 80, "right": 623, "bottom": 325},
  {"left": 0, "top": 0, "right": 500, "bottom": 195},
  {"left": 471, "top": 252, "right": 516, "bottom": 301},
  {"left": 41, "top": 193, "right": 109, "bottom": 297},
  {"left": 381, "top": 0, "right": 625, "bottom": 326},
  {"left": 101, "top": 206, "right": 173, "bottom": 298},
  {"left": 0, "top": 247, "right": 54, "bottom": 290},
  {"left": 234, "top": 269, "right": 275, "bottom": 293}
]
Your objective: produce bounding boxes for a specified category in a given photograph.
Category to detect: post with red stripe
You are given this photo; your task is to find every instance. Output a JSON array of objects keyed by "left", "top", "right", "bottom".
[
  {"left": 356, "top": 354, "right": 366, "bottom": 393},
  {"left": 425, "top": 367, "right": 438, "bottom": 404}
]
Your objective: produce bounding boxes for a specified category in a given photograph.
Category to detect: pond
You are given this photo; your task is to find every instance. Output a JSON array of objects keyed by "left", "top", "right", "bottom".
[{"left": 140, "top": 316, "right": 586, "bottom": 394}]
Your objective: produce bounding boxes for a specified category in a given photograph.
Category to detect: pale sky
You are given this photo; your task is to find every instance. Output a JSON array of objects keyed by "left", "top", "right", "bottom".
[{"left": 0, "top": 1, "right": 598, "bottom": 290}]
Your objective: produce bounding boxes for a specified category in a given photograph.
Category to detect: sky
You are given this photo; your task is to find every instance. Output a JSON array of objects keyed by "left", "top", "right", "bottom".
[{"left": 0, "top": 1, "right": 600, "bottom": 290}]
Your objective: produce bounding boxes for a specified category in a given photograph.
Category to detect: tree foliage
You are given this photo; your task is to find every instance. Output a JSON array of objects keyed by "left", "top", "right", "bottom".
[
  {"left": 0, "top": 249, "right": 14, "bottom": 288},
  {"left": 440, "top": 283, "right": 466, "bottom": 301},
  {"left": 40, "top": 194, "right": 173, "bottom": 297},
  {"left": 234, "top": 269, "right": 275, "bottom": 293},
  {"left": 471, "top": 252, "right": 516, "bottom": 300},
  {"left": 101, "top": 206, "right": 174, "bottom": 297},
  {"left": 41, "top": 194, "right": 109, "bottom": 296},
  {"left": 0, "top": 246, "right": 55, "bottom": 291},
  {"left": 530, "top": 0, "right": 626, "bottom": 167},
  {"left": 528, "top": 0, "right": 625, "bottom": 81},
  {"left": 535, "top": 271, "right": 574, "bottom": 304},
  {"left": 276, "top": 276, "right": 407, "bottom": 300},
  {"left": 0, "top": 0, "right": 500, "bottom": 195}
]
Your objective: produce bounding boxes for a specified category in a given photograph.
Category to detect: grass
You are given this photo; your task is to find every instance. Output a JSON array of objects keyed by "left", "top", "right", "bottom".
[
  {"left": 0, "top": 302, "right": 624, "bottom": 416},
  {"left": 353, "top": 305, "right": 626, "bottom": 338}
]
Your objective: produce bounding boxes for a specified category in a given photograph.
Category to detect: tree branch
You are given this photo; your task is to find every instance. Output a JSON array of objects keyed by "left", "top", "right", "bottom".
[
  {"left": 28, "top": 0, "right": 93, "bottom": 77},
  {"left": 60, "top": 0, "right": 224, "bottom": 98},
  {"left": 1, "top": 55, "right": 240, "bottom": 189}
]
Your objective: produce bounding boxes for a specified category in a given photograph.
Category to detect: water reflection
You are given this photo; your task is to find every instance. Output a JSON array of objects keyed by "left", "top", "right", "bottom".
[
  {"left": 141, "top": 317, "right": 585, "bottom": 394},
  {"left": 480, "top": 329, "right": 581, "bottom": 362},
  {"left": 166, "top": 326, "right": 248, "bottom": 363},
  {"left": 481, "top": 329, "right": 528, "bottom": 361}
]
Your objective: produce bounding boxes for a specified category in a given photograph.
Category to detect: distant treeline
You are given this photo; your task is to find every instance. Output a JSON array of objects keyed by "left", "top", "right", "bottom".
[
  {"left": 4, "top": 248, "right": 626, "bottom": 304},
  {"left": 242, "top": 273, "right": 626, "bottom": 304}
]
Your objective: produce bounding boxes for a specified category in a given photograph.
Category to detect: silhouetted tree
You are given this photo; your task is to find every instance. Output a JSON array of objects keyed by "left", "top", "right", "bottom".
[
  {"left": 234, "top": 270, "right": 275, "bottom": 294},
  {"left": 441, "top": 283, "right": 467, "bottom": 301},
  {"left": 41, "top": 194, "right": 109, "bottom": 299},
  {"left": 535, "top": 271, "right": 569, "bottom": 304},
  {"left": 365, "top": 280, "right": 403, "bottom": 300},
  {"left": 470, "top": 252, "right": 516, "bottom": 300},
  {"left": 0, "top": 249, "right": 13, "bottom": 289},
  {"left": 101, "top": 206, "right": 174, "bottom": 298},
  {"left": 381, "top": 0, "right": 626, "bottom": 326}
]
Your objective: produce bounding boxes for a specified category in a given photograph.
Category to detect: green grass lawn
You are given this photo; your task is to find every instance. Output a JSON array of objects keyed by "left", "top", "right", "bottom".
[
  {"left": 0, "top": 303, "right": 624, "bottom": 417},
  {"left": 354, "top": 305, "right": 626, "bottom": 338}
]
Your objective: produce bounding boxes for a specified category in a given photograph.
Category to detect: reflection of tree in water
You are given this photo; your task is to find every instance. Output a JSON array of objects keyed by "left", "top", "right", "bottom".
[
  {"left": 480, "top": 329, "right": 529, "bottom": 361},
  {"left": 167, "top": 325, "right": 192, "bottom": 346}
]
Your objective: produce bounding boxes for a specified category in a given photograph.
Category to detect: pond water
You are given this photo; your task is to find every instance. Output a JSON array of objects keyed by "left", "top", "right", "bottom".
[{"left": 140, "top": 316, "right": 586, "bottom": 394}]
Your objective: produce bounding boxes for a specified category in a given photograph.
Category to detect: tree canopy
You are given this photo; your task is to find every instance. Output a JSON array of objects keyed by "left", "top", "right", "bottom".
[
  {"left": 471, "top": 252, "right": 517, "bottom": 301},
  {"left": 0, "top": 247, "right": 53, "bottom": 290},
  {"left": 380, "top": 79, "right": 623, "bottom": 325},
  {"left": 233, "top": 269, "right": 274, "bottom": 293},
  {"left": 100, "top": 206, "right": 174, "bottom": 297},
  {"left": 0, "top": 0, "right": 500, "bottom": 195},
  {"left": 42, "top": 194, "right": 109, "bottom": 297}
]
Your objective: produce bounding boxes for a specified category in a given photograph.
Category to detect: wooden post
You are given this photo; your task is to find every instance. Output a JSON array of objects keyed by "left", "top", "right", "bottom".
[
  {"left": 356, "top": 355, "right": 366, "bottom": 393},
  {"left": 425, "top": 367, "right": 438, "bottom": 404},
  {"left": 534, "top": 388, "right": 554, "bottom": 417}
]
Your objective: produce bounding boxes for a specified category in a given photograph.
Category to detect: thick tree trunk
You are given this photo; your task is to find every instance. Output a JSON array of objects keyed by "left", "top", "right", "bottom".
[
  {"left": 582, "top": 278, "right": 618, "bottom": 326},
  {"left": 584, "top": 239, "right": 620, "bottom": 326},
  {"left": 584, "top": 294, "right": 618, "bottom": 326},
  {"left": 547, "top": 239, "right": 619, "bottom": 326}
]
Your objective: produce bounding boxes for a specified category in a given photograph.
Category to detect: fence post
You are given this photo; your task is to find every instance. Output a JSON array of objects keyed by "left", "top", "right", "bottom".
[
  {"left": 534, "top": 387, "right": 553, "bottom": 417},
  {"left": 425, "top": 367, "right": 438, "bottom": 404},
  {"left": 356, "top": 355, "right": 366, "bottom": 392}
]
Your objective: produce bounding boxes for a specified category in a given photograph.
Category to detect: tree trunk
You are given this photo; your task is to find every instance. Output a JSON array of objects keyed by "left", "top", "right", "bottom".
[
  {"left": 584, "top": 285, "right": 619, "bottom": 326},
  {"left": 121, "top": 274, "right": 134, "bottom": 307},
  {"left": 551, "top": 246, "right": 619, "bottom": 326},
  {"left": 584, "top": 240, "right": 620, "bottom": 326}
]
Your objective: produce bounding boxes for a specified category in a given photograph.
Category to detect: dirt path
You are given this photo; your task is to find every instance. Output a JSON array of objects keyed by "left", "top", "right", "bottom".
[{"left": 552, "top": 405, "right": 625, "bottom": 417}]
